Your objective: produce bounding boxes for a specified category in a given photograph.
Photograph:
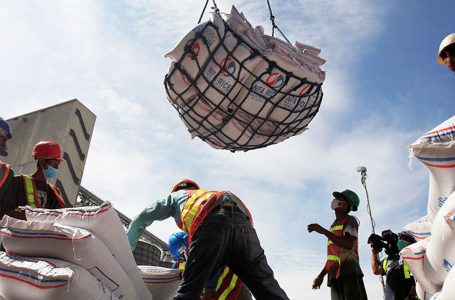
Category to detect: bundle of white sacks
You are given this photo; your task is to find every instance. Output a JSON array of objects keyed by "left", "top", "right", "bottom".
[
  {"left": 165, "top": 5, "right": 325, "bottom": 151},
  {"left": 0, "top": 202, "right": 182, "bottom": 300},
  {"left": 402, "top": 115, "right": 455, "bottom": 300}
]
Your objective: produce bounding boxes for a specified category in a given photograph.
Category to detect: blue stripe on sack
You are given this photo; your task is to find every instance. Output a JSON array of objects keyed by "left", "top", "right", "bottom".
[
  {"left": 439, "top": 197, "right": 448, "bottom": 207},
  {"left": 443, "top": 259, "right": 453, "bottom": 272},
  {"left": 415, "top": 155, "right": 455, "bottom": 162},
  {"left": 0, "top": 267, "right": 69, "bottom": 285},
  {"left": 0, "top": 227, "right": 69, "bottom": 238},
  {"left": 411, "top": 231, "right": 431, "bottom": 237},
  {"left": 419, "top": 129, "right": 455, "bottom": 141}
]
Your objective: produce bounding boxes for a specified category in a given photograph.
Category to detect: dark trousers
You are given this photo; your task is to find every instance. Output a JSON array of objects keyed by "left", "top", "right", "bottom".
[
  {"left": 330, "top": 273, "right": 368, "bottom": 300},
  {"left": 174, "top": 207, "right": 289, "bottom": 300}
]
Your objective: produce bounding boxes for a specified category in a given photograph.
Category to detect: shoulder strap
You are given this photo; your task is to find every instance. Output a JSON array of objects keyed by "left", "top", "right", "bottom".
[
  {"left": 48, "top": 184, "right": 66, "bottom": 208},
  {"left": 0, "top": 162, "right": 11, "bottom": 188}
]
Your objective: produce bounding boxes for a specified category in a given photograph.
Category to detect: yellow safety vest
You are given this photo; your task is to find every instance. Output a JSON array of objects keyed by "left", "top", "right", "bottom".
[
  {"left": 382, "top": 258, "right": 411, "bottom": 279},
  {"left": 325, "top": 215, "right": 350, "bottom": 278},
  {"left": 22, "top": 175, "right": 65, "bottom": 208},
  {"left": 179, "top": 189, "right": 219, "bottom": 234}
]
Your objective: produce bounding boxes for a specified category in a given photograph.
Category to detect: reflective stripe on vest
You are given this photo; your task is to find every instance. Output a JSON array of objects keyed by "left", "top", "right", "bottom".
[
  {"left": 0, "top": 162, "right": 11, "bottom": 188},
  {"left": 22, "top": 175, "right": 65, "bottom": 209},
  {"left": 178, "top": 261, "right": 186, "bottom": 270},
  {"left": 325, "top": 215, "right": 350, "bottom": 278},
  {"left": 403, "top": 261, "right": 411, "bottom": 279},
  {"left": 23, "top": 175, "right": 39, "bottom": 208},
  {"left": 215, "top": 266, "right": 241, "bottom": 300},
  {"left": 180, "top": 189, "right": 218, "bottom": 234},
  {"left": 382, "top": 258, "right": 411, "bottom": 279}
]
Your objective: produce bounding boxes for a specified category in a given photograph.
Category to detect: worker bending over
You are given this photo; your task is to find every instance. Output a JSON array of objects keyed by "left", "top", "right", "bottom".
[{"left": 127, "top": 179, "right": 289, "bottom": 300}]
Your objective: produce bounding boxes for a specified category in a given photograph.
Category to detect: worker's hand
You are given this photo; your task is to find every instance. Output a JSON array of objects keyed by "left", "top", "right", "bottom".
[
  {"left": 307, "top": 223, "right": 325, "bottom": 234},
  {"left": 312, "top": 275, "right": 323, "bottom": 289}
]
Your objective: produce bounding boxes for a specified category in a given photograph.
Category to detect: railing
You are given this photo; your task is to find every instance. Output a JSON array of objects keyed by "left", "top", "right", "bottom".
[{"left": 77, "top": 186, "right": 169, "bottom": 252}]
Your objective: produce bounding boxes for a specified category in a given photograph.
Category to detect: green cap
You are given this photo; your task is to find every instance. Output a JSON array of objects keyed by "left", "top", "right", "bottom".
[{"left": 333, "top": 189, "right": 360, "bottom": 211}]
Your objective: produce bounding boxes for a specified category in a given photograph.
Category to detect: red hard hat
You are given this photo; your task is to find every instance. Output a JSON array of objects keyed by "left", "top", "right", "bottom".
[
  {"left": 32, "top": 141, "right": 63, "bottom": 160},
  {"left": 171, "top": 179, "right": 200, "bottom": 193}
]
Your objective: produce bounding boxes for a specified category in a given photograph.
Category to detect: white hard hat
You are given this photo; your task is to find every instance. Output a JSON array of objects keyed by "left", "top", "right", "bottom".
[{"left": 437, "top": 33, "right": 455, "bottom": 64}]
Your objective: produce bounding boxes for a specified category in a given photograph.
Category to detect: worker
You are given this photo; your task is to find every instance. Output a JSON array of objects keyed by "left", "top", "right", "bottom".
[
  {"left": 0, "top": 117, "right": 12, "bottom": 157},
  {"left": 0, "top": 141, "right": 66, "bottom": 219},
  {"left": 437, "top": 33, "right": 455, "bottom": 73},
  {"left": 369, "top": 230, "right": 417, "bottom": 300},
  {"left": 308, "top": 189, "right": 368, "bottom": 300},
  {"left": 127, "top": 179, "right": 289, "bottom": 300},
  {"left": 168, "top": 231, "right": 189, "bottom": 270},
  {"left": 0, "top": 117, "right": 14, "bottom": 202}
]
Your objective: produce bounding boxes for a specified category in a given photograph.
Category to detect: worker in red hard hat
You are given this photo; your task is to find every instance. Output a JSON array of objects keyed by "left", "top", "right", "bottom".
[
  {"left": 437, "top": 33, "right": 455, "bottom": 73},
  {"left": 127, "top": 179, "right": 289, "bottom": 300},
  {"left": 0, "top": 141, "right": 67, "bottom": 220}
]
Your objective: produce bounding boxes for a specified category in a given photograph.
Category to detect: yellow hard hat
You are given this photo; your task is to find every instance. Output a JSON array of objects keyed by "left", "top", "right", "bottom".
[{"left": 437, "top": 33, "right": 455, "bottom": 64}]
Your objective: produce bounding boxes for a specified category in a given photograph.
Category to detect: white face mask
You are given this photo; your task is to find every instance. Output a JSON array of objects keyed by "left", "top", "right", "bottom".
[{"left": 331, "top": 199, "right": 344, "bottom": 210}]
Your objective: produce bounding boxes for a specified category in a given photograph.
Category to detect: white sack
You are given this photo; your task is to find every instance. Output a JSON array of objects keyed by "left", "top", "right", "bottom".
[
  {"left": 166, "top": 13, "right": 226, "bottom": 80},
  {"left": 179, "top": 97, "right": 226, "bottom": 139},
  {"left": 0, "top": 216, "right": 138, "bottom": 300},
  {"left": 425, "top": 191, "right": 455, "bottom": 285},
  {"left": 432, "top": 264, "right": 455, "bottom": 300},
  {"left": 25, "top": 202, "right": 152, "bottom": 300},
  {"left": 139, "top": 266, "right": 182, "bottom": 300},
  {"left": 404, "top": 215, "right": 432, "bottom": 241},
  {"left": 0, "top": 252, "right": 119, "bottom": 300},
  {"left": 165, "top": 63, "right": 198, "bottom": 107},
  {"left": 417, "top": 282, "right": 435, "bottom": 300},
  {"left": 409, "top": 115, "right": 455, "bottom": 222},
  {"left": 415, "top": 116, "right": 455, "bottom": 144},
  {"left": 401, "top": 237, "right": 441, "bottom": 295}
]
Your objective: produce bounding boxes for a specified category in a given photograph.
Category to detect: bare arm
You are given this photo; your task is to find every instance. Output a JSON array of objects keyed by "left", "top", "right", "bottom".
[
  {"left": 307, "top": 223, "right": 355, "bottom": 250},
  {"left": 371, "top": 248, "right": 385, "bottom": 275},
  {"left": 312, "top": 268, "right": 328, "bottom": 289}
]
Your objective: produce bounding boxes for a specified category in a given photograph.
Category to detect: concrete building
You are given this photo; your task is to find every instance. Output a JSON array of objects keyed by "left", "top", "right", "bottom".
[{"left": 5, "top": 99, "right": 96, "bottom": 205}]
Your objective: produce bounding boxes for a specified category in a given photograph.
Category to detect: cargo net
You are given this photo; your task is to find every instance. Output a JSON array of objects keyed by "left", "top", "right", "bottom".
[{"left": 164, "top": 15, "right": 324, "bottom": 152}]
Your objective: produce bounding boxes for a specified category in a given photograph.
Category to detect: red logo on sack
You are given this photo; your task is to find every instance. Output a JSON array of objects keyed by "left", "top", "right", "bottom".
[
  {"left": 188, "top": 42, "right": 200, "bottom": 59},
  {"left": 220, "top": 56, "right": 237, "bottom": 76},
  {"left": 266, "top": 72, "right": 285, "bottom": 89},
  {"left": 298, "top": 84, "right": 311, "bottom": 97}
]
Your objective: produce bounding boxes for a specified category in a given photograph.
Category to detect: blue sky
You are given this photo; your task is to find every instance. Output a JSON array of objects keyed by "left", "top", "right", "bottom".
[{"left": 0, "top": 1, "right": 454, "bottom": 299}]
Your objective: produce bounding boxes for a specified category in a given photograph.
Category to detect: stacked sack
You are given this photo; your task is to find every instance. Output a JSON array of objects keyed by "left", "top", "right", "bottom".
[
  {"left": 0, "top": 202, "right": 182, "bottom": 300},
  {"left": 164, "top": 6, "right": 325, "bottom": 151},
  {"left": 402, "top": 115, "right": 455, "bottom": 300}
]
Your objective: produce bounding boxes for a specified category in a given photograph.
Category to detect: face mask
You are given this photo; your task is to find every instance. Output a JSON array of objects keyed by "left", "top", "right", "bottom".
[
  {"left": 331, "top": 199, "right": 344, "bottom": 210},
  {"left": 397, "top": 240, "right": 408, "bottom": 251},
  {"left": 0, "top": 144, "right": 7, "bottom": 156},
  {"left": 44, "top": 166, "right": 59, "bottom": 179}
]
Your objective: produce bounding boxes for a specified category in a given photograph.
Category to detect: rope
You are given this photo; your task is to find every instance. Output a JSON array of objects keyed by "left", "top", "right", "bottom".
[
  {"left": 197, "top": 0, "right": 219, "bottom": 24},
  {"left": 266, "top": 0, "right": 292, "bottom": 45},
  {"left": 360, "top": 169, "right": 376, "bottom": 234},
  {"left": 198, "top": 0, "right": 209, "bottom": 24},
  {"left": 358, "top": 167, "right": 386, "bottom": 299}
]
